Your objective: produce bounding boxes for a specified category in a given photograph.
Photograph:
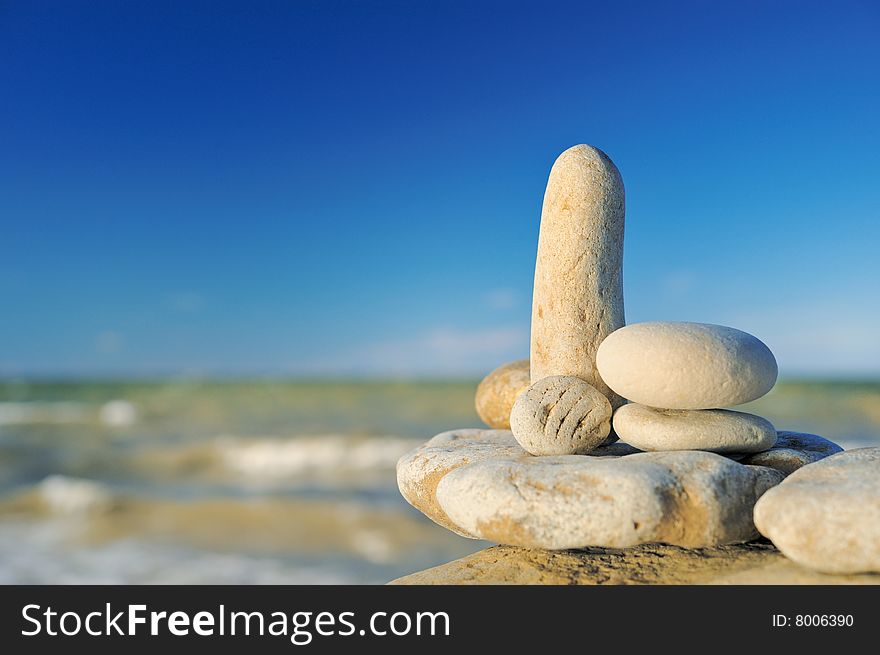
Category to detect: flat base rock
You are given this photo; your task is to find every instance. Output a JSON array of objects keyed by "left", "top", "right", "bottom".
[
  {"left": 389, "top": 544, "right": 880, "bottom": 585},
  {"left": 398, "top": 429, "right": 784, "bottom": 549}
]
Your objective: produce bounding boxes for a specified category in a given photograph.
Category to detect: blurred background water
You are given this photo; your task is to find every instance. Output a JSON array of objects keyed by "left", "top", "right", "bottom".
[{"left": 0, "top": 378, "right": 877, "bottom": 584}]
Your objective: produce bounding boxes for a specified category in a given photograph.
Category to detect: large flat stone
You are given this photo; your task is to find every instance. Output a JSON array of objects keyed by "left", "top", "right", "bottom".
[
  {"left": 396, "top": 429, "right": 635, "bottom": 537},
  {"left": 398, "top": 429, "right": 782, "bottom": 549}
]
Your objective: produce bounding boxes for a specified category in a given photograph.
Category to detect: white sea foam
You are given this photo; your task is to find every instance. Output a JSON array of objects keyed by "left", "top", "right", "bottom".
[
  {"left": 98, "top": 399, "right": 138, "bottom": 427},
  {"left": 0, "top": 402, "right": 90, "bottom": 425},
  {"left": 0, "top": 399, "right": 136, "bottom": 427},
  {"left": 347, "top": 528, "right": 396, "bottom": 564},
  {"left": 37, "top": 475, "right": 113, "bottom": 514},
  {"left": 216, "top": 435, "right": 416, "bottom": 477},
  {"left": 0, "top": 521, "right": 367, "bottom": 584}
]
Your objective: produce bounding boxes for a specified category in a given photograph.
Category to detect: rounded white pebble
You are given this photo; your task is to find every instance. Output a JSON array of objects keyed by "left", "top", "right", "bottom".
[
  {"left": 596, "top": 321, "right": 777, "bottom": 409},
  {"left": 613, "top": 403, "right": 777, "bottom": 453}
]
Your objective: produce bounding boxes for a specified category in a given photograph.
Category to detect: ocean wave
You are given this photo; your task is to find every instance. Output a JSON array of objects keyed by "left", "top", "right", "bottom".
[
  {"left": 0, "top": 475, "right": 116, "bottom": 516},
  {"left": 215, "top": 435, "right": 416, "bottom": 477},
  {"left": 0, "top": 400, "right": 138, "bottom": 427},
  {"left": 0, "top": 521, "right": 367, "bottom": 584},
  {"left": 0, "top": 489, "right": 481, "bottom": 583},
  {"left": 37, "top": 475, "right": 114, "bottom": 515},
  {"left": 97, "top": 400, "right": 138, "bottom": 427},
  {"left": 0, "top": 402, "right": 90, "bottom": 425}
]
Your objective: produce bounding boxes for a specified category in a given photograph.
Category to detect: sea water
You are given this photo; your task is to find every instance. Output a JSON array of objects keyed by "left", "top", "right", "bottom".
[{"left": 0, "top": 379, "right": 877, "bottom": 584}]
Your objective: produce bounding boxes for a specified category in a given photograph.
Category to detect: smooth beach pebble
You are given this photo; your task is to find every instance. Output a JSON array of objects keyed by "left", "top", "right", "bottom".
[
  {"left": 395, "top": 429, "right": 635, "bottom": 537},
  {"left": 739, "top": 431, "right": 843, "bottom": 475},
  {"left": 435, "top": 444, "right": 783, "bottom": 550},
  {"left": 754, "top": 448, "right": 880, "bottom": 574},
  {"left": 397, "top": 429, "right": 781, "bottom": 549},
  {"left": 596, "top": 322, "right": 778, "bottom": 409},
  {"left": 510, "top": 376, "right": 612, "bottom": 455},
  {"left": 474, "top": 359, "right": 531, "bottom": 429},
  {"left": 613, "top": 404, "right": 777, "bottom": 454},
  {"left": 530, "top": 144, "right": 626, "bottom": 409}
]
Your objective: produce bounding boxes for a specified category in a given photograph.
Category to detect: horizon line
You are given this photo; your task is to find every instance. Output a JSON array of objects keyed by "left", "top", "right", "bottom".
[{"left": 1, "top": 374, "right": 879, "bottom": 385}]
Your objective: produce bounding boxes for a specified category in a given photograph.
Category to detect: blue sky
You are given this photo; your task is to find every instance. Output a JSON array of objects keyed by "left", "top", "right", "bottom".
[{"left": 1, "top": 1, "right": 878, "bottom": 378}]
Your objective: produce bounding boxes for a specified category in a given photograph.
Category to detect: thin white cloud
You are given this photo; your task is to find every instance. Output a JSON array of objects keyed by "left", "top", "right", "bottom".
[
  {"left": 95, "top": 331, "right": 124, "bottom": 354},
  {"left": 299, "top": 324, "right": 529, "bottom": 377},
  {"left": 484, "top": 288, "right": 522, "bottom": 311},
  {"left": 166, "top": 292, "right": 206, "bottom": 314},
  {"left": 724, "top": 303, "right": 880, "bottom": 376},
  {"left": 660, "top": 270, "right": 698, "bottom": 298}
]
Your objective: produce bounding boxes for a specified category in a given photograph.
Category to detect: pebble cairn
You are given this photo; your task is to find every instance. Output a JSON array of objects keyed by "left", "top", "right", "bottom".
[{"left": 397, "top": 144, "right": 877, "bottom": 575}]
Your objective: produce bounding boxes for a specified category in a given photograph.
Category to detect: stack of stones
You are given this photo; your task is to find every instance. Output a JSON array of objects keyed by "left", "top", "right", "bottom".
[
  {"left": 397, "top": 144, "right": 879, "bottom": 576},
  {"left": 598, "top": 321, "right": 780, "bottom": 457}
]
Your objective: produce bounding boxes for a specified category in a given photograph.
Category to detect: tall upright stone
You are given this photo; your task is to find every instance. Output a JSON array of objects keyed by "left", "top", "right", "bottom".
[{"left": 530, "top": 145, "right": 626, "bottom": 408}]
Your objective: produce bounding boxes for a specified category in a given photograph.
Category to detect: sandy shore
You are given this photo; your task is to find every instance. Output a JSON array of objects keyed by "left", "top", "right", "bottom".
[{"left": 390, "top": 543, "right": 880, "bottom": 585}]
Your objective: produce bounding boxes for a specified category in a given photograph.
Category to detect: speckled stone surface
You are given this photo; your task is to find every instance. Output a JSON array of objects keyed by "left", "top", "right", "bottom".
[{"left": 530, "top": 144, "right": 625, "bottom": 409}]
